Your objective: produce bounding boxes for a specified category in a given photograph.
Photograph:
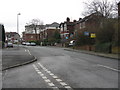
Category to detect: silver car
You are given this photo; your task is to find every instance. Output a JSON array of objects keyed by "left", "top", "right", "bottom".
[
  {"left": 26, "top": 42, "right": 31, "bottom": 46},
  {"left": 7, "top": 42, "right": 13, "bottom": 48},
  {"left": 30, "top": 42, "right": 36, "bottom": 46}
]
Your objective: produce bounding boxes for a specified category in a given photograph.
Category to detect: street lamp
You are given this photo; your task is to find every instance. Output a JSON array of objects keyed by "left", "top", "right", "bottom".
[
  {"left": 17, "top": 13, "right": 21, "bottom": 34},
  {"left": 17, "top": 13, "right": 21, "bottom": 48}
]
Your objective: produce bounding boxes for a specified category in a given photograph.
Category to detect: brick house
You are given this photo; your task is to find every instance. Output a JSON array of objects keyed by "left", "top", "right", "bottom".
[
  {"left": 74, "top": 13, "right": 103, "bottom": 38},
  {"left": 73, "top": 13, "right": 103, "bottom": 50},
  {"left": 24, "top": 22, "right": 60, "bottom": 42},
  {"left": 24, "top": 24, "right": 45, "bottom": 42},
  {"left": 23, "top": 33, "right": 40, "bottom": 42},
  {"left": 5, "top": 32, "right": 20, "bottom": 43},
  {"left": 59, "top": 17, "right": 75, "bottom": 43},
  {"left": 40, "top": 22, "right": 60, "bottom": 41}
]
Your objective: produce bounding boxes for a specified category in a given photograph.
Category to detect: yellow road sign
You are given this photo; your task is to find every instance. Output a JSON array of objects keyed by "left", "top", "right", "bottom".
[{"left": 90, "top": 33, "right": 96, "bottom": 38}]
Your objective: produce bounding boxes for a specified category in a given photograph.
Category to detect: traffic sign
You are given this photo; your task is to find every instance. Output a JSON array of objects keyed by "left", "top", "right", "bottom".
[{"left": 90, "top": 33, "right": 96, "bottom": 38}]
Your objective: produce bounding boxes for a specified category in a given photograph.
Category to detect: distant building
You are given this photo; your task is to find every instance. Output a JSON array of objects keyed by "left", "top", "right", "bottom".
[
  {"left": 59, "top": 17, "right": 75, "bottom": 43},
  {"left": 25, "top": 24, "right": 45, "bottom": 34},
  {"left": 24, "top": 22, "right": 60, "bottom": 42},
  {"left": 45, "top": 22, "right": 59, "bottom": 29},
  {"left": 23, "top": 33, "right": 40, "bottom": 42},
  {"left": 5, "top": 32, "right": 20, "bottom": 43},
  {"left": 43, "top": 22, "right": 60, "bottom": 40},
  {"left": 24, "top": 24, "right": 45, "bottom": 41}
]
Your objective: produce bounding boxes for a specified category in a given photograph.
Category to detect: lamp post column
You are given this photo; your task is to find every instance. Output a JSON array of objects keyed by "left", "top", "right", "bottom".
[
  {"left": 17, "top": 13, "right": 21, "bottom": 49},
  {"left": 17, "top": 13, "right": 21, "bottom": 34}
]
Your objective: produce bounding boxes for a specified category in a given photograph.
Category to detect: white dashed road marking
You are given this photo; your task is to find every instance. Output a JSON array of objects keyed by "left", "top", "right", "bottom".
[
  {"left": 60, "top": 82, "right": 68, "bottom": 86},
  {"left": 53, "top": 76, "right": 58, "bottom": 79},
  {"left": 33, "top": 64, "right": 58, "bottom": 89},
  {"left": 42, "top": 76, "right": 47, "bottom": 79},
  {"left": 45, "top": 79, "right": 51, "bottom": 83},
  {"left": 65, "top": 86, "right": 72, "bottom": 89},
  {"left": 48, "top": 82, "right": 55, "bottom": 87},
  {"left": 56, "top": 79, "right": 62, "bottom": 82},
  {"left": 37, "top": 63, "right": 73, "bottom": 90},
  {"left": 50, "top": 73, "right": 54, "bottom": 76}
]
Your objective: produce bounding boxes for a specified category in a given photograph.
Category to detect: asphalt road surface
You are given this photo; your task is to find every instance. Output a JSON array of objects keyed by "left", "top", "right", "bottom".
[{"left": 2, "top": 46, "right": 119, "bottom": 89}]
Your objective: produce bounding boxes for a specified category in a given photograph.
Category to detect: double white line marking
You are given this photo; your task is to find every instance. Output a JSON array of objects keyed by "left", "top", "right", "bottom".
[
  {"left": 33, "top": 64, "right": 58, "bottom": 89},
  {"left": 33, "top": 63, "right": 73, "bottom": 90}
]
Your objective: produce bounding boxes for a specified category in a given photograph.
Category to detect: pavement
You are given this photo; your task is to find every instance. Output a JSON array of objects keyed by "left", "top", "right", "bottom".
[
  {"left": 64, "top": 47, "right": 119, "bottom": 60},
  {"left": 2, "top": 45, "right": 37, "bottom": 71}
]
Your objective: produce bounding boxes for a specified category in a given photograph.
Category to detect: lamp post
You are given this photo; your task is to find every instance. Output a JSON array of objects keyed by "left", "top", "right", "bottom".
[
  {"left": 17, "top": 13, "right": 21, "bottom": 34},
  {"left": 17, "top": 13, "right": 21, "bottom": 48}
]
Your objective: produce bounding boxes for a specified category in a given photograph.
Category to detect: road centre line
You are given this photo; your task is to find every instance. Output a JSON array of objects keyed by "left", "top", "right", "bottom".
[
  {"left": 27, "top": 50, "right": 31, "bottom": 55},
  {"left": 97, "top": 64, "right": 120, "bottom": 72},
  {"left": 37, "top": 63, "right": 73, "bottom": 89}
]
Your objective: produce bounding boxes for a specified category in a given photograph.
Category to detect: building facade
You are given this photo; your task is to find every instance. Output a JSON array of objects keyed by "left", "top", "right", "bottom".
[
  {"left": 5, "top": 32, "right": 20, "bottom": 43},
  {"left": 24, "top": 22, "right": 60, "bottom": 42},
  {"left": 74, "top": 13, "right": 103, "bottom": 38},
  {"left": 59, "top": 17, "right": 75, "bottom": 43}
]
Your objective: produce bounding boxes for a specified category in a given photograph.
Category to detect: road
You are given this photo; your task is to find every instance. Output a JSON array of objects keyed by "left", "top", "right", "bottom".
[{"left": 2, "top": 46, "right": 119, "bottom": 89}]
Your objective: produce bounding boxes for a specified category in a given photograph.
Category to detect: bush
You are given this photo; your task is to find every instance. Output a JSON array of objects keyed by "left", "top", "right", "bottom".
[
  {"left": 29, "top": 40, "right": 40, "bottom": 45},
  {"left": 95, "top": 42, "right": 112, "bottom": 53},
  {"left": 75, "top": 34, "right": 95, "bottom": 46}
]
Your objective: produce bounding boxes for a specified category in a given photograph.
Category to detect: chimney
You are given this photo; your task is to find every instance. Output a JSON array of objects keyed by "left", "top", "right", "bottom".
[
  {"left": 79, "top": 18, "right": 82, "bottom": 21},
  {"left": 66, "top": 17, "right": 70, "bottom": 22}
]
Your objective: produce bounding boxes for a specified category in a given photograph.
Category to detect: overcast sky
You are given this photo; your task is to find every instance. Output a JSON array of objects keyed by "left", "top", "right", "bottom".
[{"left": 0, "top": 0, "right": 117, "bottom": 35}]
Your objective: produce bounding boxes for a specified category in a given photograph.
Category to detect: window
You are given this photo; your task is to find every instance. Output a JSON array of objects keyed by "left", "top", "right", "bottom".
[
  {"left": 31, "top": 36, "right": 33, "bottom": 38},
  {"left": 80, "top": 22, "right": 85, "bottom": 29},
  {"left": 83, "top": 22, "right": 86, "bottom": 28}
]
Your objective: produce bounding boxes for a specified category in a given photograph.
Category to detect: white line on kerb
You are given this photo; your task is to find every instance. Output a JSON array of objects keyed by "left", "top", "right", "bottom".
[{"left": 97, "top": 64, "right": 120, "bottom": 72}]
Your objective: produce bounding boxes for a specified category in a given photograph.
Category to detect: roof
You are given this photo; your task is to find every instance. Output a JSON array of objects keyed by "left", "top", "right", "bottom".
[
  {"left": 46, "top": 22, "right": 59, "bottom": 28},
  {"left": 78, "top": 12, "right": 103, "bottom": 23},
  {"left": 51, "top": 22, "right": 59, "bottom": 27}
]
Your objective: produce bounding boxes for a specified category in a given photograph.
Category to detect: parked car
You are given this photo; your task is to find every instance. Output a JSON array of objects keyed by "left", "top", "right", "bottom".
[
  {"left": 26, "top": 42, "right": 31, "bottom": 46},
  {"left": 22, "top": 42, "right": 26, "bottom": 45},
  {"left": 69, "top": 40, "right": 75, "bottom": 46},
  {"left": 30, "top": 42, "right": 36, "bottom": 46},
  {"left": 7, "top": 42, "right": 13, "bottom": 48}
]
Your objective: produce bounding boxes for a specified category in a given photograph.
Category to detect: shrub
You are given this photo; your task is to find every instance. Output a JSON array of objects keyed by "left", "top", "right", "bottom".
[{"left": 95, "top": 42, "right": 112, "bottom": 53}]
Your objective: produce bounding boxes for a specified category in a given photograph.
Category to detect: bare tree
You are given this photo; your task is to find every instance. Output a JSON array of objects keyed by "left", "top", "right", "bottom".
[
  {"left": 27, "top": 19, "right": 43, "bottom": 41},
  {"left": 83, "top": 0, "right": 118, "bottom": 18},
  {"left": 31, "top": 19, "right": 43, "bottom": 25}
]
